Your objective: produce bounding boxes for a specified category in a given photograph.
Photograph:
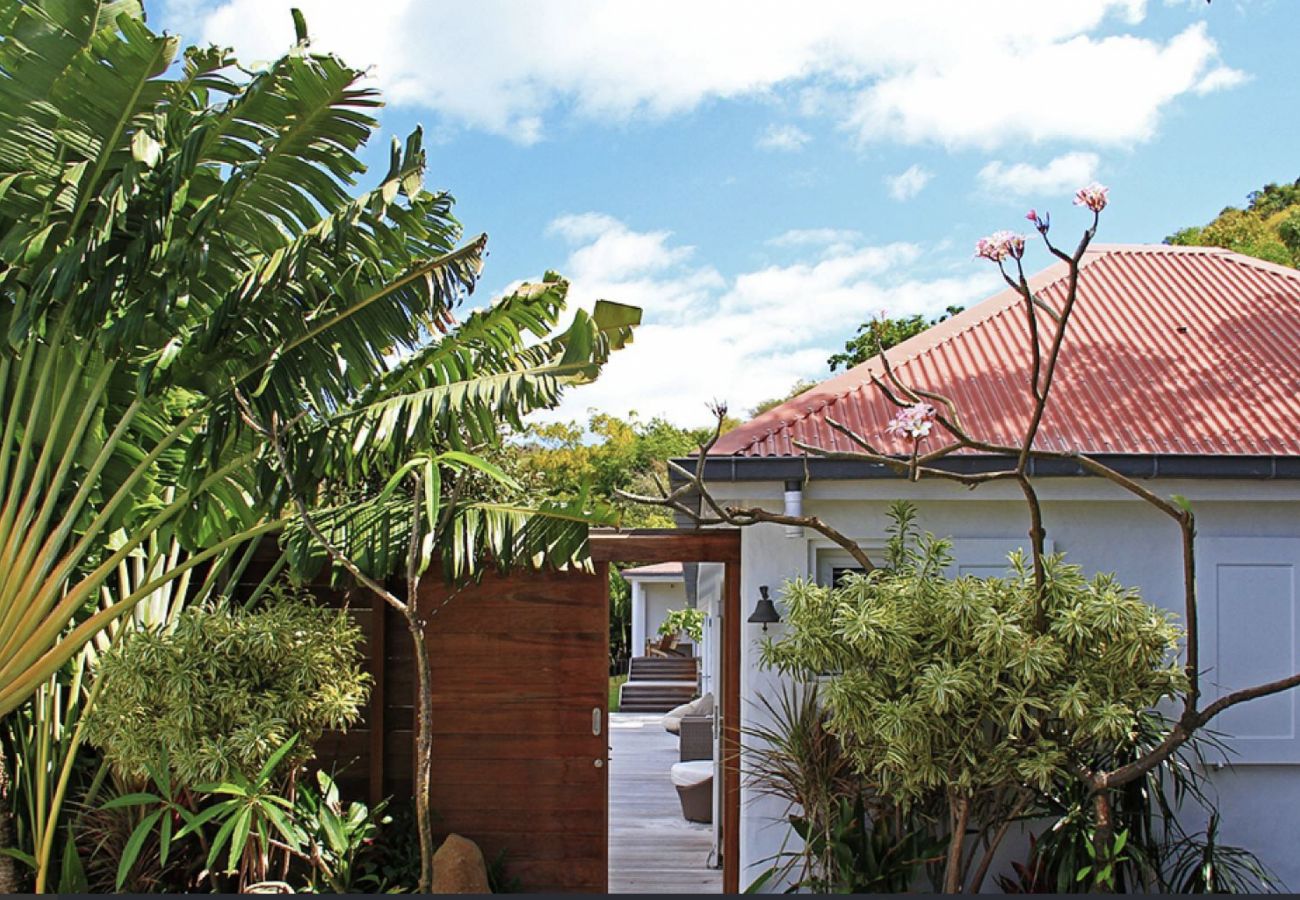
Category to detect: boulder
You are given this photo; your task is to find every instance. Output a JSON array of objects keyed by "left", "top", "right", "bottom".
[{"left": 431, "top": 833, "right": 491, "bottom": 894}]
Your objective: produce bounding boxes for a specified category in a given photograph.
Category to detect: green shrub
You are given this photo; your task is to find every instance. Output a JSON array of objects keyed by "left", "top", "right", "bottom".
[
  {"left": 659, "top": 607, "right": 705, "bottom": 643},
  {"left": 85, "top": 589, "right": 369, "bottom": 785},
  {"left": 763, "top": 502, "right": 1186, "bottom": 804}
]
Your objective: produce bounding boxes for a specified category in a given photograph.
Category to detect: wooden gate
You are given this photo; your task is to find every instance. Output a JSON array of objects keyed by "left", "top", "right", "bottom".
[
  {"left": 415, "top": 564, "right": 610, "bottom": 892},
  {"left": 311, "top": 529, "right": 742, "bottom": 894}
]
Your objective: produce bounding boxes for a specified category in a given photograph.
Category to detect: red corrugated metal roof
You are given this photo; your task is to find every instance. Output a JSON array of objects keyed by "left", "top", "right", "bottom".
[{"left": 712, "top": 244, "right": 1300, "bottom": 459}]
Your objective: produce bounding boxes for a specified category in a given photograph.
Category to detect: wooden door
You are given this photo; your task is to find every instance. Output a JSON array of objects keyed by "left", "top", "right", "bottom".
[{"left": 417, "top": 564, "right": 610, "bottom": 892}]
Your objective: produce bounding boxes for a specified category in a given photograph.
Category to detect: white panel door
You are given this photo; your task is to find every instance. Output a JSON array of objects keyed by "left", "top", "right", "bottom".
[{"left": 1199, "top": 537, "right": 1300, "bottom": 764}]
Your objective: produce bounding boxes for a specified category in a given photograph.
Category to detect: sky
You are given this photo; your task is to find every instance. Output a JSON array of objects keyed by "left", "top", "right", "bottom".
[{"left": 153, "top": 0, "right": 1299, "bottom": 429}]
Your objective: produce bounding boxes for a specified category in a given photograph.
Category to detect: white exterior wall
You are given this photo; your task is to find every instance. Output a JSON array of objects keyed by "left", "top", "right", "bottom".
[
  {"left": 628, "top": 577, "right": 688, "bottom": 656},
  {"left": 715, "top": 476, "right": 1300, "bottom": 891}
]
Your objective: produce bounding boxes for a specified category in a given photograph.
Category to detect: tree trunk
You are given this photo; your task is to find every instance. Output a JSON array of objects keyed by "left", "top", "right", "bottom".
[
  {"left": 0, "top": 747, "right": 17, "bottom": 894},
  {"left": 1090, "top": 789, "right": 1115, "bottom": 893},
  {"left": 942, "top": 791, "right": 971, "bottom": 894},
  {"left": 408, "top": 613, "right": 436, "bottom": 894}
]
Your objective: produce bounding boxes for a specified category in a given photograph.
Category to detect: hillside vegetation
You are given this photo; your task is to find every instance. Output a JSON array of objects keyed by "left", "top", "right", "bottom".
[{"left": 1167, "top": 178, "right": 1300, "bottom": 268}]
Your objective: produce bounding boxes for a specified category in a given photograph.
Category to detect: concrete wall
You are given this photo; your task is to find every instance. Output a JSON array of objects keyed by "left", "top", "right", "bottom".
[{"left": 714, "top": 476, "right": 1300, "bottom": 891}]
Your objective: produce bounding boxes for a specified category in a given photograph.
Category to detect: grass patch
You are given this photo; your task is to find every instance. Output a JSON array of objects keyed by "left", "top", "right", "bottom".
[{"left": 609, "top": 674, "right": 627, "bottom": 712}]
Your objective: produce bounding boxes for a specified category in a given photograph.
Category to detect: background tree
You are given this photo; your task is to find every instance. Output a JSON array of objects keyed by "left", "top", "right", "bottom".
[
  {"left": 505, "top": 411, "right": 731, "bottom": 662},
  {"left": 1167, "top": 177, "right": 1300, "bottom": 268},
  {"left": 828, "top": 306, "right": 965, "bottom": 372}
]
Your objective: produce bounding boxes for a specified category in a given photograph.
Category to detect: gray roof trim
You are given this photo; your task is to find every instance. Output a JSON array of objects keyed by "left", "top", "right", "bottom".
[{"left": 674, "top": 454, "right": 1300, "bottom": 483}]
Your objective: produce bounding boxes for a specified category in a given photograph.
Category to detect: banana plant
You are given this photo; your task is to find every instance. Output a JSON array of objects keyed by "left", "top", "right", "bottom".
[{"left": 1, "top": 3, "right": 639, "bottom": 893}]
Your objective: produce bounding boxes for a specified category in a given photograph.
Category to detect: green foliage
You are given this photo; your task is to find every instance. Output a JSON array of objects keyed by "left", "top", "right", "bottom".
[
  {"left": 748, "top": 379, "right": 818, "bottom": 417},
  {"left": 789, "top": 796, "right": 945, "bottom": 894},
  {"left": 508, "top": 411, "right": 722, "bottom": 530},
  {"left": 1167, "top": 177, "right": 1300, "bottom": 268},
  {"left": 762, "top": 503, "right": 1187, "bottom": 805},
  {"left": 0, "top": 0, "right": 638, "bottom": 722},
  {"left": 85, "top": 590, "right": 369, "bottom": 786},
  {"left": 743, "top": 681, "right": 943, "bottom": 893},
  {"left": 290, "top": 770, "right": 389, "bottom": 893},
  {"left": 827, "top": 306, "right": 964, "bottom": 372},
  {"left": 179, "top": 736, "right": 303, "bottom": 888},
  {"left": 990, "top": 712, "right": 1280, "bottom": 894},
  {"left": 659, "top": 607, "right": 705, "bottom": 643},
  {"left": 98, "top": 751, "right": 202, "bottom": 891},
  {"left": 1075, "top": 828, "right": 1130, "bottom": 891},
  {"left": 1163, "top": 813, "right": 1279, "bottom": 894}
]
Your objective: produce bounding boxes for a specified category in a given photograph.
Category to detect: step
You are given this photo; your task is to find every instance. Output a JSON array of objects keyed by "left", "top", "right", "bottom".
[
  {"left": 618, "top": 680, "right": 697, "bottom": 713},
  {"left": 629, "top": 658, "right": 698, "bottom": 677}
]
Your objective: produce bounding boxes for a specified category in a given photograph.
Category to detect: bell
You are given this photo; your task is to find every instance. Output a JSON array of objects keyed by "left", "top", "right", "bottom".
[{"left": 747, "top": 585, "right": 781, "bottom": 631}]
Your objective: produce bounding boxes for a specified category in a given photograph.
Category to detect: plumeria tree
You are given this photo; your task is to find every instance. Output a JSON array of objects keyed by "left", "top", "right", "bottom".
[{"left": 628, "top": 182, "right": 1300, "bottom": 891}]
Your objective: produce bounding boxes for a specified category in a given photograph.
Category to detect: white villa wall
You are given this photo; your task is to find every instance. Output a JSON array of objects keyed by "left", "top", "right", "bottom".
[
  {"left": 629, "top": 578, "right": 689, "bottom": 656},
  {"left": 713, "top": 476, "right": 1300, "bottom": 891}
]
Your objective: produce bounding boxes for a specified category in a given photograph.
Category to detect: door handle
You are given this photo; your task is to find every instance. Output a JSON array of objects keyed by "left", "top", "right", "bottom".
[{"left": 592, "top": 706, "right": 602, "bottom": 736}]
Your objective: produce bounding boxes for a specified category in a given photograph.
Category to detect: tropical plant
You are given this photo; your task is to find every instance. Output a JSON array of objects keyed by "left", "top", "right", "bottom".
[
  {"left": 97, "top": 751, "right": 202, "bottom": 892},
  {"left": 0, "top": 3, "right": 642, "bottom": 887},
  {"left": 85, "top": 590, "right": 369, "bottom": 786},
  {"left": 289, "top": 769, "right": 388, "bottom": 893},
  {"left": 742, "top": 681, "right": 943, "bottom": 893},
  {"left": 177, "top": 736, "right": 303, "bottom": 891},
  {"left": 1021, "top": 718, "right": 1280, "bottom": 894},
  {"left": 659, "top": 607, "right": 706, "bottom": 643},
  {"left": 758, "top": 502, "right": 1186, "bottom": 892},
  {"left": 1, "top": 524, "right": 226, "bottom": 893},
  {"left": 1162, "top": 812, "right": 1279, "bottom": 894}
]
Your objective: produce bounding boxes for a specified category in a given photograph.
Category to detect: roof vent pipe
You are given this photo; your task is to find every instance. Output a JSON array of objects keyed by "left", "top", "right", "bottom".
[{"left": 783, "top": 479, "right": 803, "bottom": 539}]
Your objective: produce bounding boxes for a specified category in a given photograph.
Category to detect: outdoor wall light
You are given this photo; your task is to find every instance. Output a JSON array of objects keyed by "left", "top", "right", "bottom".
[
  {"left": 783, "top": 479, "right": 803, "bottom": 539},
  {"left": 747, "top": 585, "right": 781, "bottom": 631}
]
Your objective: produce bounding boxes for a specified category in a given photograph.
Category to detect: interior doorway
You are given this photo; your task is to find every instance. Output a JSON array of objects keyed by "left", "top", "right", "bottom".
[{"left": 590, "top": 530, "right": 742, "bottom": 894}]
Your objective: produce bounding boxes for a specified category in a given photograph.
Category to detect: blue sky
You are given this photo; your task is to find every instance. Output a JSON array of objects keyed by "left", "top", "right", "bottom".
[{"left": 155, "top": 0, "right": 1298, "bottom": 428}]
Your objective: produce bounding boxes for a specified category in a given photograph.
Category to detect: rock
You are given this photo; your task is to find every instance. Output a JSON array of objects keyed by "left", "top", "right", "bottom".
[{"left": 431, "top": 833, "right": 491, "bottom": 894}]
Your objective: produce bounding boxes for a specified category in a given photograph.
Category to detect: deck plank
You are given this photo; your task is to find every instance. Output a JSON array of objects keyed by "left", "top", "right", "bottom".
[{"left": 608, "top": 712, "right": 722, "bottom": 893}]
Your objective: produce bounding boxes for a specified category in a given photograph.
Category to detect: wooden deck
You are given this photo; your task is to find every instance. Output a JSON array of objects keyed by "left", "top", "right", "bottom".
[{"left": 608, "top": 713, "right": 722, "bottom": 893}]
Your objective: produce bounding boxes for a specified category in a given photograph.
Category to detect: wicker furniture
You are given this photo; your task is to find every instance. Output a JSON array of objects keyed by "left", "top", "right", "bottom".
[
  {"left": 670, "top": 760, "right": 713, "bottom": 823},
  {"left": 678, "top": 715, "right": 713, "bottom": 762}
]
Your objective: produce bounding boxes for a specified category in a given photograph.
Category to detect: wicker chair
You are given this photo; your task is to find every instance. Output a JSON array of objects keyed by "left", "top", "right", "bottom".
[{"left": 670, "top": 760, "right": 713, "bottom": 823}]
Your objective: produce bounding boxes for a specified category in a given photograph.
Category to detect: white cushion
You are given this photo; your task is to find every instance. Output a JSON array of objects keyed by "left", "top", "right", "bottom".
[
  {"left": 662, "top": 692, "right": 714, "bottom": 734},
  {"left": 670, "top": 760, "right": 714, "bottom": 788}
]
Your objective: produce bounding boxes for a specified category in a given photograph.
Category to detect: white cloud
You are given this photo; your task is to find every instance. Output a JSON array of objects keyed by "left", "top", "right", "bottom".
[
  {"left": 192, "top": 1, "right": 1244, "bottom": 148},
  {"left": 530, "top": 214, "right": 998, "bottom": 426},
  {"left": 977, "top": 151, "right": 1101, "bottom": 199},
  {"left": 756, "top": 123, "right": 811, "bottom": 152},
  {"left": 767, "top": 228, "right": 862, "bottom": 248},
  {"left": 885, "top": 164, "right": 933, "bottom": 201},
  {"left": 1195, "top": 65, "right": 1249, "bottom": 94}
]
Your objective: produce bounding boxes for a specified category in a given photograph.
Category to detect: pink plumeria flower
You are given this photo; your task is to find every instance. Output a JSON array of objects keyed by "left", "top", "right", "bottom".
[
  {"left": 974, "top": 231, "right": 1026, "bottom": 263},
  {"left": 886, "top": 402, "right": 937, "bottom": 442},
  {"left": 1073, "top": 182, "right": 1109, "bottom": 213},
  {"left": 1026, "top": 208, "right": 1050, "bottom": 234}
]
